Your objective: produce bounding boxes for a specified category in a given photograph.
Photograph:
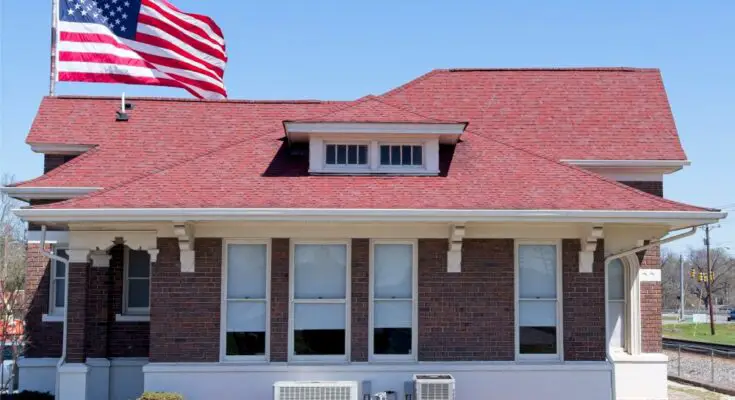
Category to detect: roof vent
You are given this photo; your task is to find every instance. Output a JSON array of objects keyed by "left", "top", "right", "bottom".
[{"left": 116, "top": 92, "right": 131, "bottom": 122}]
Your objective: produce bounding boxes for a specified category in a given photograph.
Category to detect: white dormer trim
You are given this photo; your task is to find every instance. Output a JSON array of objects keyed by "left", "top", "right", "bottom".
[
  {"left": 309, "top": 137, "right": 440, "bottom": 175},
  {"left": 561, "top": 159, "right": 690, "bottom": 181},
  {"left": 285, "top": 122, "right": 466, "bottom": 136},
  {"left": 29, "top": 143, "right": 95, "bottom": 155}
]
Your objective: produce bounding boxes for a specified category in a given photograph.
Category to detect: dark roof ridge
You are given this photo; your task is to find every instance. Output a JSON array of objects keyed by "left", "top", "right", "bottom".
[
  {"left": 447, "top": 67, "right": 660, "bottom": 72},
  {"left": 47, "top": 95, "right": 348, "bottom": 104}
]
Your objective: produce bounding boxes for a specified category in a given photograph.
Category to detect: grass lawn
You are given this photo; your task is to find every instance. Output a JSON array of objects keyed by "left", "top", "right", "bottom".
[{"left": 662, "top": 323, "right": 735, "bottom": 346}]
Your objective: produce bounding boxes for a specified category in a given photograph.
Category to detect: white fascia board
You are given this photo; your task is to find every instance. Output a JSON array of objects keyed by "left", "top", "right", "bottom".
[
  {"left": 12, "top": 207, "right": 727, "bottom": 226},
  {"left": 284, "top": 122, "right": 466, "bottom": 135},
  {"left": 0, "top": 186, "right": 100, "bottom": 200},
  {"left": 562, "top": 159, "right": 691, "bottom": 174},
  {"left": 28, "top": 143, "right": 95, "bottom": 155}
]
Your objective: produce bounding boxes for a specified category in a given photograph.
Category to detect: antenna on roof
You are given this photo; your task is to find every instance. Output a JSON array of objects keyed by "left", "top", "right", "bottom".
[{"left": 116, "top": 92, "right": 131, "bottom": 121}]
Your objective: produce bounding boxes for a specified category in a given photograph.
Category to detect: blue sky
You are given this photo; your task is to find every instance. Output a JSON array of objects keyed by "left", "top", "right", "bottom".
[{"left": 0, "top": 0, "right": 733, "bottom": 253}]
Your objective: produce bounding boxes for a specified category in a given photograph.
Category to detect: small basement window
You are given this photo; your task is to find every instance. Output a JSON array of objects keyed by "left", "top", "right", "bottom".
[
  {"left": 325, "top": 144, "right": 368, "bottom": 166},
  {"left": 380, "top": 145, "right": 423, "bottom": 167}
]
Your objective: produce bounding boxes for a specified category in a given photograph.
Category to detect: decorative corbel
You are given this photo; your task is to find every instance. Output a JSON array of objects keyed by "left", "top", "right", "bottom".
[
  {"left": 89, "top": 250, "right": 112, "bottom": 268},
  {"left": 66, "top": 249, "right": 90, "bottom": 264},
  {"left": 447, "top": 224, "right": 466, "bottom": 273},
  {"left": 579, "top": 226, "right": 604, "bottom": 273},
  {"left": 146, "top": 249, "right": 160, "bottom": 263},
  {"left": 173, "top": 223, "right": 195, "bottom": 273}
]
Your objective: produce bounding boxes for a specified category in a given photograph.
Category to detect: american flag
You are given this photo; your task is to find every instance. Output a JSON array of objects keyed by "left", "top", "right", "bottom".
[{"left": 57, "top": 0, "right": 227, "bottom": 99}]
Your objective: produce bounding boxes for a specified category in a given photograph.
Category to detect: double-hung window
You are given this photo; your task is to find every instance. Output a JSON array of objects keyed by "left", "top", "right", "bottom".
[
  {"left": 516, "top": 242, "right": 561, "bottom": 359},
  {"left": 223, "top": 241, "right": 269, "bottom": 360},
  {"left": 607, "top": 259, "right": 627, "bottom": 352},
  {"left": 291, "top": 242, "right": 349, "bottom": 361},
  {"left": 49, "top": 248, "right": 67, "bottom": 316},
  {"left": 123, "top": 248, "right": 151, "bottom": 315},
  {"left": 370, "top": 241, "right": 416, "bottom": 360}
]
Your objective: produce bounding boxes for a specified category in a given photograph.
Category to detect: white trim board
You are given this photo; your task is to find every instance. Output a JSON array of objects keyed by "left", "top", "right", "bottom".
[
  {"left": 13, "top": 208, "right": 726, "bottom": 228},
  {"left": 27, "top": 230, "right": 69, "bottom": 244},
  {"left": 29, "top": 143, "right": 95, "bottom": 154},
  {"left": 1, "top": 186, "right": 100, "bottom": 200}
]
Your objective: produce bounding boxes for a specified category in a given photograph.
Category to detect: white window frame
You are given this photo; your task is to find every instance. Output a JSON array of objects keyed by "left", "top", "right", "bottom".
[
  {"left": 368, "top": 239, "right": 418, "bottom": 362},
  {"left": 514, "top": 239, "right": 564, "bottom": 362},
  {"left": 377, "top": 143, "right": 425, "bottom": 170},
  {"left": 48, "top": 245, "right": 67, "bottom": 317},
  {"left": 220, "top": 239, "right": 271, "bottom": 362},
  {"left": 288, "top": 239, "right": 351, "bottom": 363},
  {"left": 323, "top": 142, "right": 370, "bottom": 170},
  {"left": 122, "top": 247, "right": 151, "bottom": 316},
  {"left": 606, "top": 258, "right": 630, "bottom": 354}
]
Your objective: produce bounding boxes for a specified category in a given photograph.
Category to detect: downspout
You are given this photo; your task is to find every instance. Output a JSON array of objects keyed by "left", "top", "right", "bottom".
[
  {"left": 602, "top": 226, "right": 698, "bottom": 400},
  {"left": 39, "top": 226, "right": 69, "bottom": 397}
]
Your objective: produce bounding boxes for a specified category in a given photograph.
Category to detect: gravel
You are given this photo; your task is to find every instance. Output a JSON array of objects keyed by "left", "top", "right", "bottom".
[{"left": 665, "top": 349, "right": 735, "bottom": 389}]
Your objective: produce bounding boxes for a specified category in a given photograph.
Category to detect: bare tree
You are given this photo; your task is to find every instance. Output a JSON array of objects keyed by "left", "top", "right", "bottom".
[
  {"left": 684, "top": 246, "right": 735, "bottom": 309},
  {"left": 0, "top": 173, "right": 27, "bottom": 391},
  {"left": 661, "top": 248, "right": 681, "bottom": 311}
]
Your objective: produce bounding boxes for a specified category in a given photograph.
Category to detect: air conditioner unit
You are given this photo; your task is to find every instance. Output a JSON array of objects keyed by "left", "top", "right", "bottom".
[
  {"left": 273, "top": 380, "right": 364, "bottom": 400},
  {"left": 413, "top": 374, "right": 455, "bottom": 400}
]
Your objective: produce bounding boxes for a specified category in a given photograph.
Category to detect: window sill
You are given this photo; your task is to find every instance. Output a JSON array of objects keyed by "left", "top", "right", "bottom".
[
  {"left": 115, "top": 314, "right": 150, "bottom": 322},
  {"left": 42, "top": 314, "right": 64, "bottom": 323}
]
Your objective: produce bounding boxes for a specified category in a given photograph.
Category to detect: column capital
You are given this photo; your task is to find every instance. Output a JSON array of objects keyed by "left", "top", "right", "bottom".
[
  {"left": 89, "top": 250, "right": 111, "bottom": 268},
  {"left": 146, "top": 248, "right": 160, "bottom": 263},
  {"left": 66, "top": 249, "right": 90, "bottom": 264}
]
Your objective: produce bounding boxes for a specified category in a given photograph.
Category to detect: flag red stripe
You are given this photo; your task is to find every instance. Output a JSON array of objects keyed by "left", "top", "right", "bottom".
[
  {"left": 141, "top": 0, "right": 225, "bottom": 52},
  {"left": 134, "top": 32, "right": 225, "bottom": 78},
  {"left": 156, "top": 0, "right": 224, "bottom": 39},
  {"left": 132, "top": 49, "right": 222, "bottom": 83},
  {"left": 58, "top": 71, "right": 201, "bottom": 98},
  {"left": 60, "top": 31, "right": 129, "bottom": 50},
  {"left": 138, "top": 13, "right": 226, "bottom": 63},
  {"left": 58, "top": 51, "right": 227, "bottom": 97}
]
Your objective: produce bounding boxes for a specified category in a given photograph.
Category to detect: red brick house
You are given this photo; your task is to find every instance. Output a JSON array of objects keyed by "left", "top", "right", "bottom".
[{"left": 3, "top": 68, "right": 726, "bottom": 400}]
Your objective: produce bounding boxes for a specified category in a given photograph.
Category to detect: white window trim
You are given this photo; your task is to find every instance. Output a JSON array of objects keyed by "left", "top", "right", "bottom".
[
  {"left": 323, "top": 141, "right": 371, "bottom": 171},
  {"left": 368, "top": 239, "right": 418, "bottom": 362},
  {"left": 288, "top": 239, "right": 351, "bottom": 363},
  {"left": 123, "top": 246, "right": 151, "bottom": 316},
  {"left": 47, "top": 245, "right": 67, "bottom": 318},
  {"left": 220, "top": 239, "right": 271, "bottom": 362},
  {"left": 605, "top": 257, "right": 634, "bottom": 355},
  {"left": 377, "top": 143, "right": 426, "bottom": 170},
  {"left": 514, "top": 239, "right": 564, "bottom": 362}
]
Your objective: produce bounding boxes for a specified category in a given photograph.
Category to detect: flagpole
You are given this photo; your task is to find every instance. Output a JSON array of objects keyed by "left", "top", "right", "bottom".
[{"left": 49, "top": 0, "right": 59, "bottom": 96}]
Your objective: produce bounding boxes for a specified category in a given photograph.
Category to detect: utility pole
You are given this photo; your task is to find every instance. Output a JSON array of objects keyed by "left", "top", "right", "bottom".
[
  {"left": 704, "top": 225, "right": 716, "bottom": 335},
  {"left": 679, "top": 255, "right": 685, "bottom": 321}
]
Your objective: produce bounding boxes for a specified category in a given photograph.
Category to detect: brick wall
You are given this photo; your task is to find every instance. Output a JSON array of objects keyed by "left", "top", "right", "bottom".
[
  {"left": 418, "top": 239, "right": 515, "bottom": 361},
  {"left": 108, "top": 245, "right": 150, "bottom": 357},
  {"left": 270, "top": 238, "right": 289, "bottom": 362},
  {"left": 24, "top": 244, "right": 62, "bottom": 357},
  {"left": 619, "top": 181, "right": 663, "bottom": 197},
  {"left": 66, "top": 261, "right": 88, "bottom": 363},
  {"left": 149, "top": 238, "right": 221, "bottom": 362},
  {"left": 640, "top": 244, "right": 662, "bottom": 353},
  {"left": 561, "top": 239, "right": 606, "bottom": 361},
  {"left": 350, "top": 239, "right": 369, "bottom": 362},
  {"left": 43, "top": 154, "right": 77, "bottom": 173}
]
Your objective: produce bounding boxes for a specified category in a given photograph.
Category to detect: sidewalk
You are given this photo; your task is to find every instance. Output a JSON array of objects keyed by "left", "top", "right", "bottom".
[{"left": 669, "top": 382, "right": 734, "bottom": 399}]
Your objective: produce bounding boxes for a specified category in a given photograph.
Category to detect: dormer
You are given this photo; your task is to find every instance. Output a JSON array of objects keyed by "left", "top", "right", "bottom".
[{"left": 284, "top": 96, "right": 467, "bottom": 175}]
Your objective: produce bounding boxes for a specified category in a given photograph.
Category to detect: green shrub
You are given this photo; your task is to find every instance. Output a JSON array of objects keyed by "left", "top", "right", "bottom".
[
  {"left": 0, "top": 391, "right": 54, "bottom": 400},
  {"left": 138, "top": 392, "right": 185, "bottom": 400}
]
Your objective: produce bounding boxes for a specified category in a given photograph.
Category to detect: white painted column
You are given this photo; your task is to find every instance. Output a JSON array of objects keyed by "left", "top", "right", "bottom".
[
  {"left": 57, "top": 363, "right": 89, "bottom": 400},
  {"left": 86, "top": 358, "right": 111, "bottom": 400}
]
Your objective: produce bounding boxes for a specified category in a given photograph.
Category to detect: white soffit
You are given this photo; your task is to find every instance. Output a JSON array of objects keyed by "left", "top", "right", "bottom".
[
  {"left": 284, "top": 122, "right": 466, "bottom": 143},
  {"left": 562, "top": 159, "right": 690, "bottom": 175},
  {"left": 29, "top": 143, "right": 95, "bottom": 155},
  {"left": 0, "top": 186, "right": 101, "bottom": 200}
]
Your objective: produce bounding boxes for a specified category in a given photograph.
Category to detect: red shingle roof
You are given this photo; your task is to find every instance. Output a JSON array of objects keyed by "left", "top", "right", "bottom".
[{"left": 17, "top": 67, "right": 705, "bottom": 213}]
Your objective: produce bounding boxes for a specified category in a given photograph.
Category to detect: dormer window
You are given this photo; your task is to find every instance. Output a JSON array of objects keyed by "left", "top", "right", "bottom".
[
  {"left": 380, "top": 144, "right": 423, "bottom": 167},
  {"left": 325, "top": 144, "right": 369, "bottom": 167}
]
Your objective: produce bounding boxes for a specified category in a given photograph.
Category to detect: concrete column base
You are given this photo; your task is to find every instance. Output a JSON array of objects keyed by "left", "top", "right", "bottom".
[
  {"left": 87, "top": 358, "right": 111, "bottom": 400},
  {"left": 611, "top": 352, "right": 668, "bottom": 400},
  {"left": 58, "top": 363, "right": 89, "bottom": 400}
]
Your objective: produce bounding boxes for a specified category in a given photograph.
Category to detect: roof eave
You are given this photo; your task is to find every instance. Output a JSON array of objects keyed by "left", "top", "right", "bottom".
[
  {"left": 12, "top": 208, "right": 726, "bottom": 229},
  {"left": 1, "top": 186, "right": 101, "bottom": 201}
]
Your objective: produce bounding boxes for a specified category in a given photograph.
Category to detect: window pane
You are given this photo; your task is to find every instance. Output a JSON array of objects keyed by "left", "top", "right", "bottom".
[
  {"left": 608, "top": 259, "right": 625, "bottom": 301},
  {"left": 519, "top": 300, "right": 557, "bottom": 327},
  {"left": 325, "top": 144, "right": 335, "bottom": 164},
  {"left": 374, "top": 244, "right": 412, "bottom": 298},
  {"left": 226, "top": 332, "right": 265, "bottom": 356},
  {"left": 401, "top": 146, "right": 412, "bottom": 165},
  {"left": 519, "top": 327, "right": 556, "bottom": 354},
  {"left": 374, "top": 300, "right": 411, "bottom": 328},
  {"left": 55, "top": 250, "right": 67, "bottom": 277},
  {"left": 227, "top": 244, "right": 267, "bottom": 299},
  {"left": 226, "top": 301, "right": 266, "bottom": 332},
  {"left": 294, "top": 329, "right": 345, "bottom": 355},
  {"left": 358, "top": 145, "right": 368, "bottom": 165},
  {"left": 412, "top": 146, "right": 423, "bottom": 165},
  {"left": 336, "top": 145, "right": 347, "bottom": 164},
  {"left": 294, "top": 303, "right": 345, "bottom": 330},
  {"left": 390, "top": 146, "right": 401, "bottom": 165},
  {"left": 519, "top": 245, "right": 557, "bottom": 298},
  {"left": 374, "top": 328, "right": 411, "bottom": 355},
  {"left": 128, "top": 250, "right": 150, "bottom": 278},
  {"left": 127, "top": 279, "right": 150, "bottom": 308},
  {"left": 347, "top": 145, "right": 358, "bottom": 164},
  {"left": 294, "top": 244, "right": 346, "bottom": 299},
  {"left": 608, "top": 301, "right": 625, "bottom": 349},
  {"left": 55, "top": 278, "right": 65, "bottom": 308},
  {"left": 380, "top": 145, "right": 390, "bottom": 165}
]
